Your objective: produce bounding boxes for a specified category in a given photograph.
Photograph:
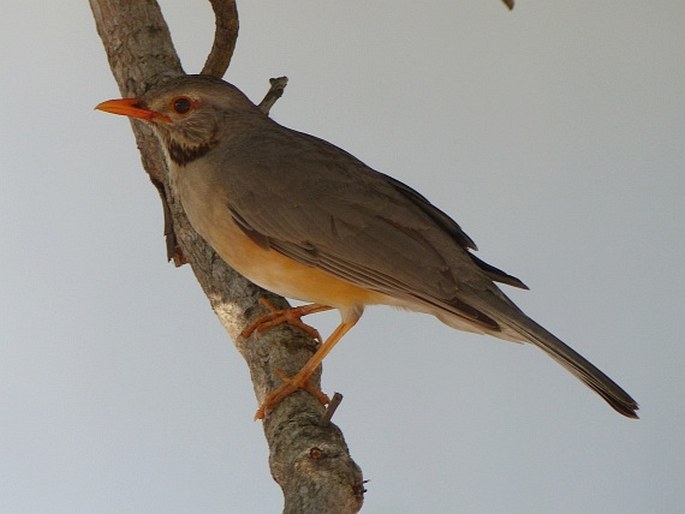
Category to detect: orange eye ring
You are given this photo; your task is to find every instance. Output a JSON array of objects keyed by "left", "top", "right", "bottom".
[{"left": 171, "top": 96, "right": 194, "bottom": 114}]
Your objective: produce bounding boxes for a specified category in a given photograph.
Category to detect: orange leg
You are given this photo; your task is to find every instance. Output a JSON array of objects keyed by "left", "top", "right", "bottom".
[
  {"left": 241, "top": 299, "right": 333, "bottom": 343},
  {"left": 254, "top": 314, "right": 360, "bottom": 420}
]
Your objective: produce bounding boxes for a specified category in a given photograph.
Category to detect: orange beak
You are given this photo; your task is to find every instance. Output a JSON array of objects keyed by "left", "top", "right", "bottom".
[{"left": 95, "top": 98, "right": 171, "bottom": 123}]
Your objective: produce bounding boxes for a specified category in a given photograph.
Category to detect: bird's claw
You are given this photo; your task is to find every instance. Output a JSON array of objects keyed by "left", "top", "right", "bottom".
[
  {"left": 241, "top": 298, "right": 323, "bottom": 343},
  {"left": 254, "top": 369, "right": 330, "bottom": 420}
]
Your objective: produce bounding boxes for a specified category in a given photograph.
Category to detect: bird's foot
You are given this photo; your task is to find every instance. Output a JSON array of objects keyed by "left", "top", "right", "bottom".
[
  {"left": 254, "top": 369, "right": 330, "bottom": 420},
  {"left": 241, "top": 298, "right": 330, "bottom": 343}
]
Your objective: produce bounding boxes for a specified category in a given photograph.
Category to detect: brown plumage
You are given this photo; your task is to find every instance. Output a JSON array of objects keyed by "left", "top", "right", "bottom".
[{"left": 97, "top": 75, "right": 638, "bottom": 419}]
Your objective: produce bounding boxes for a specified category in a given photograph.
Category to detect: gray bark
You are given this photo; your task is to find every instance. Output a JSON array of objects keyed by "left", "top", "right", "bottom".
[{"left": 88, "top": 1, "right": 364, "bottom": 512}]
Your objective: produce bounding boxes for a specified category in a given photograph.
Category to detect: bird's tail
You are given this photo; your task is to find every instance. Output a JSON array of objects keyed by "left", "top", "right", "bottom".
[
  {"left": 434, "top": 285, "right": 640, "bottom": 418},
  {"left": 502, "top": 309, "right": 639, "bottom": 418}
]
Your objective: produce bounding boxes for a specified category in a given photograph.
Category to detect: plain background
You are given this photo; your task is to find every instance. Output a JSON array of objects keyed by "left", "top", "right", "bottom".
[{"left": 2, "top": 1, "right": 684, "bottom": 513}]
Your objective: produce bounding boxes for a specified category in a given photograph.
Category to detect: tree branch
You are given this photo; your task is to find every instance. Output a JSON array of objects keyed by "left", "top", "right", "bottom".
[
  {"left": 89, "top": 1, "right": 364, "bottom": 512},
  {"left": 259, "top": 76, "right": 289, "bottom": 115},
  {"left": 202, "top": 0, "right": 239, "bottom": 77}
]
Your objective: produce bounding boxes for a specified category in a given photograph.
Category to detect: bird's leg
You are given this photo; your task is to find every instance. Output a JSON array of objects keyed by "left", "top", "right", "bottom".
[
  {"left": 255, "top": 316, "right": 359, "bottom": 420},
  {"left": 241, "top": 299, "right": 333, "bottom": 342}
]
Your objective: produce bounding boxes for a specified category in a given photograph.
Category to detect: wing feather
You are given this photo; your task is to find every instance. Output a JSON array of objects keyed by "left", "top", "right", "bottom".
[{"left": 223, "top": 126, "right": 520, "bottom": 331}]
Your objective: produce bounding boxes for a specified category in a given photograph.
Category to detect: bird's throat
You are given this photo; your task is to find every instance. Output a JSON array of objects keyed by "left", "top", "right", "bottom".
[{"left": 165, "top": 138, "right": 217, "bottom": 166}]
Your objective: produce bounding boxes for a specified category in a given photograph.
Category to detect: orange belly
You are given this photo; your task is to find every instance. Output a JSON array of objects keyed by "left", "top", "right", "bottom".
[
  {"left": 175, "top": 170, "right": 389, "bottom": 310},
  {"left": 195, "top": 207, "right": 386, "bottom": 309}
]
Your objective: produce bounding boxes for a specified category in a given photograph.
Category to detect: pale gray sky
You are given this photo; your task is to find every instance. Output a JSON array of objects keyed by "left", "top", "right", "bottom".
[{"left": 2, "top": 1, "right": 684, "bottom": 513}]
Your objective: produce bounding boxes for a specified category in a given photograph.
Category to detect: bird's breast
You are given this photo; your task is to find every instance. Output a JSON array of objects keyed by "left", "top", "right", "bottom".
[{"left": 173, "top": 165, "right": 387, "bottom": 311}]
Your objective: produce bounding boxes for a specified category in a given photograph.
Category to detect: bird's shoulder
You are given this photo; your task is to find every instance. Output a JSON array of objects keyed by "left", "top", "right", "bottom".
[{"left": 220, "top": 121, "right": 476, "bottom": 249}]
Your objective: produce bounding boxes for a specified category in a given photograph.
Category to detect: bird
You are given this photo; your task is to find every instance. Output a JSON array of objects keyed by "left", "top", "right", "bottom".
[{"left": 96, "top": 74, "right": 638, "bottom": 419}]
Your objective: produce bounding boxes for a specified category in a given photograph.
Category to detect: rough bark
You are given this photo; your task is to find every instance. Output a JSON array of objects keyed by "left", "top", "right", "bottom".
[
  {"left": 89, "top": 1, "right": 364, "bottom": 512},
  {"left": 202, "top": 0, "right": 239, "bottom": 77}
]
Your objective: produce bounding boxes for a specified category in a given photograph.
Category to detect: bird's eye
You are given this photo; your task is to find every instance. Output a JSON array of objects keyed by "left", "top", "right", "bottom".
[{"left": 171, "top": 96, "right": 193, "bottom": 114}]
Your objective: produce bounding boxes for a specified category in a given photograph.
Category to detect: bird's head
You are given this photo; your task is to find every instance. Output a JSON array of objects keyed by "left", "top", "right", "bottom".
[{"left": 96, "top": 75, "right": 259, "bottom": 166}]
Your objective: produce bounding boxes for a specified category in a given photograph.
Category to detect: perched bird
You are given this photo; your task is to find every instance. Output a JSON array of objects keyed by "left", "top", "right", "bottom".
[{"left": 97, "top": 74, "right": 638, "bottom": 419}]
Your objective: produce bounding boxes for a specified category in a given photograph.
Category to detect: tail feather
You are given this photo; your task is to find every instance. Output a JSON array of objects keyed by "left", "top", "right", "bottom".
[
  {"left": 439, "top": 286, "right": 640, "bottom": 418},
  {"left": 506, "top": 313, "right": 639, "bottom": 418}
]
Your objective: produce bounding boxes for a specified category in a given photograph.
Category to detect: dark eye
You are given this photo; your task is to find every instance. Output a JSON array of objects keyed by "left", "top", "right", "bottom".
[{"left": 172, "top": 96, "right": 193, "bottom": 114}]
